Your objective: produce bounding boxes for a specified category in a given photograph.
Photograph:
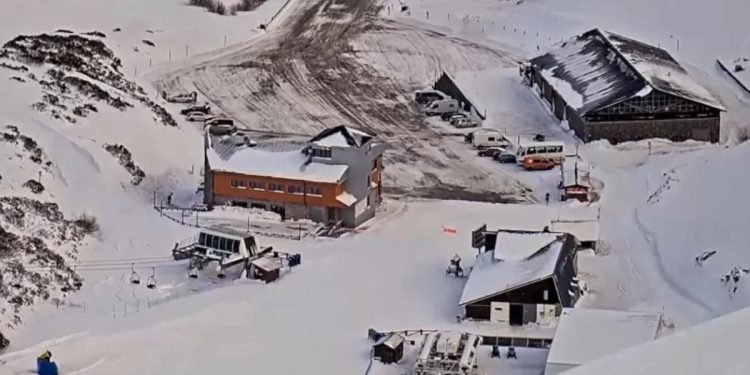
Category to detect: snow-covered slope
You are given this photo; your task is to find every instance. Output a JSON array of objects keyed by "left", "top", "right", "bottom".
[
  {"left": 0, "top": 0, "right": 291, "bottom": 347},
  {"left": 563, "top": 304, "right": 750, "bottom": 375}
]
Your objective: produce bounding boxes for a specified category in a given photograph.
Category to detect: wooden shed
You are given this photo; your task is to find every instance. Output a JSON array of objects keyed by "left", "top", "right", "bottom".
[
  {"left": 250, "top": 256, "right": 282, "bottom": 283},
  {"left": 373, "top": 333, "right": 404, "bottom": 364}
]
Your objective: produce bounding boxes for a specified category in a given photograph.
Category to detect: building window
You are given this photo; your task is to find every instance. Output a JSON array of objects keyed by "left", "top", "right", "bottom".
[
  {"left": 306, "top": 186, "right": 322, "bottom": 196},
  {"left": 311, "top": 147, "right": 332, "bottom": 158},
  {"left": 269, "top": 183, "right": 284, "bottom": 192},
  {"left": 543, "top": 289, "right": 549, "bottom": 301},
  {"left": 287, "top": 185, "right": 304, "bottom": 194},
  {"left": 249, "top": 181, "right": 265, "bottom": 190},
  {"left": 230, "top": 179, "right": 247, "bottom": 189}
]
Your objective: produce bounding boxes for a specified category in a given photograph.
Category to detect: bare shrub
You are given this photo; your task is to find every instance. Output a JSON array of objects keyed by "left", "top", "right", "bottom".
[{"left": 74, "top": 214, "right": 100, "bottom": 235}]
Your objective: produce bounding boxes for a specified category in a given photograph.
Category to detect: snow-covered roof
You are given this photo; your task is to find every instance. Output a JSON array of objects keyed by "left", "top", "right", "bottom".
[
  {"left": 563, "top": 306, "right": 750, "bottom": 375},
  {"left": 309, "top": 125, "right": 374, "bottom": 148},
  {"left": 531, "top": 29, "right": 724, "bottom": 114},
  {"left": 602, "top": 30, "right": 726, "bottom": 111},
  {"left": 251, "top": 256, "right": 282, "bottom": 272},
  {"left": 550, "top": 221, "right": 599, "bottom": 243},
  {"left": 547, "top": 308, "right": 661, "bottom": 367},
  {"left": 451, "top": 70, "right": 487, "bottom": 116},
  {"left": 207, "top": 140, "right": 349, "bottom": 184},
  {"left": 375, "top": 333, "right": 404, "bottom": 349},
  {"left": 460, "top": 236, "right": 565, "bottom": 305},
  {"left": 493, "top": 232, "right": 560, "bottom": 261},
  {"left": 336, "top": 191, "right": 357, "bottom": 207}
]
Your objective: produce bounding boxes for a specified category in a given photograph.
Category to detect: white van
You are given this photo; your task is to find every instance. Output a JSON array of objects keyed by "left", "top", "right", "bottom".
[
  {"left": 425, "top": 99, "right": 459, "bottom": 116},
  {"left": 472, "top": 131, "right": 508, "bottom": 150},
  {"left": 515, "top": 141, "right": 565, "bottom": 164}
]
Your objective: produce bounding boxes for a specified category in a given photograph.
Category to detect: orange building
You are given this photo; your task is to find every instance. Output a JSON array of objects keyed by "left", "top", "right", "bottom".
[{"left": 204, "top": 126, "right": 385, "bottom": 227}]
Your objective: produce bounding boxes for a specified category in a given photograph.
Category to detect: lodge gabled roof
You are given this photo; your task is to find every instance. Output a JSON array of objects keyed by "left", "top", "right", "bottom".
[{"left": 530, "top": 29, "right": 725, "bottom": 115}]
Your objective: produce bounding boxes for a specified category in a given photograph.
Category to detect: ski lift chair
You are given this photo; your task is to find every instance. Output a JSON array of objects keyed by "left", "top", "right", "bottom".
[
  {"left": 72, "top": 266, "right": 83, "bottom": 288},
  {"left": 146, "top": 267, "right": 157, "bottom": 289},
  {"left": 129, "top": 263, "right": 141, "bottom": 285}
]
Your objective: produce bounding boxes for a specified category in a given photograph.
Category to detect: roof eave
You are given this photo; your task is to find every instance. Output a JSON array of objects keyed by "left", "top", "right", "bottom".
[{"left": 460, "top": 275, "right": 555, "bottom": 306}]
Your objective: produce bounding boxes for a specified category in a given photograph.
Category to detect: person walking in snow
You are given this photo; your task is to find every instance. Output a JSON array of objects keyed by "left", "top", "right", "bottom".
[
  {"left": 37, "top": 350, "right": 58, "bottom": 375},
  {"left": 545, "top": 193, "right": 550, "bottom": 205}
]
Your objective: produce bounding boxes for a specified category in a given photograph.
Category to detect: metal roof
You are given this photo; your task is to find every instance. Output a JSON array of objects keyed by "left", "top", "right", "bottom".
[{"left": 531, "top": 29, "right": 724, "bottom": 115}]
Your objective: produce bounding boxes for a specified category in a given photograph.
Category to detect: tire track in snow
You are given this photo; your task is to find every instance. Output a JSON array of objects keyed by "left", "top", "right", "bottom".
[{"left": 632, "top": 205, "right": 717, "bottom": 316}]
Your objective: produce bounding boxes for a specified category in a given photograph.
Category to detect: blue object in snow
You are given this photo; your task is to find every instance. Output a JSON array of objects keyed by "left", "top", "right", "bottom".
[{"left": 37, "top": 358, "right": 59, "bottom": 375}]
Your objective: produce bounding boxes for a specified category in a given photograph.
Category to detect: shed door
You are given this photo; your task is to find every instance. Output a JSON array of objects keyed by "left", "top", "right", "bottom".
[{"left": 490, "top": 302, "right": 509, "bottom": 323}]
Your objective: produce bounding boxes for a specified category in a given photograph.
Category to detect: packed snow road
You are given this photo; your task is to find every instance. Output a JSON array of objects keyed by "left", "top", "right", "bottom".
[{"left": 154, "top": 0, "right": 530, "bottom": 203}]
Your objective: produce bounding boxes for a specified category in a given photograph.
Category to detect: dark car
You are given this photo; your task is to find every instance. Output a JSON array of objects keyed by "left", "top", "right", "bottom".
[
  {"left": 478, "top": 147, "right": 504, "bottom": 157},
  {"left": 206, "top": 118, "right": 234, "bottom": 126},
  {"left": 494, "top": 152, "right": 517, "bottom": 164}
]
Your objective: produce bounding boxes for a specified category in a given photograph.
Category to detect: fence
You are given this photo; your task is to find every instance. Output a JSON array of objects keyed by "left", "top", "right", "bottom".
[
  {"left": 267, "top": 0, "right": 293, "bottom": 27},
  {"left": 153, "top": 204, "right": 314, "bottom": 241},
  {"left": 53, "top": 278, "right": 235, "bottom": 319}
]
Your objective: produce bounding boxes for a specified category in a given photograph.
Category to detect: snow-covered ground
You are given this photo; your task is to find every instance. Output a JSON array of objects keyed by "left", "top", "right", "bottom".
[
  {"left": 2, "top": 0, "right": 750, "bottom": 374},
  {"left": 1, "top": 200, "right": 592, "bottom": 374}
]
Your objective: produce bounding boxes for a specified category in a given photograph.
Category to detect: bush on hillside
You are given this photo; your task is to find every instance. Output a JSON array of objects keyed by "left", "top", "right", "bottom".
[{"left": 74, "top": 214, "right": 100, "bottom": 235}]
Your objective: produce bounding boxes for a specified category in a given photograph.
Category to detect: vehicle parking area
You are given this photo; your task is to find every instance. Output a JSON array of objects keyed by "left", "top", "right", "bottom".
[{"left": 154, "top": 0, "right": 578, "bottom": 203}]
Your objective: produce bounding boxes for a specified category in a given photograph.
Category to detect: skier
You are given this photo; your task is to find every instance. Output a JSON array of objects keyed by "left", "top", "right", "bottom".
[
  {"left": 37, "top": 350, "right": 58, "bottom": 375},
  {"left": 545, "top": 193, "right": 550, "bottom": 205},
  {"left": 166, "top": 193, "right": 173, "bottom": 206}
]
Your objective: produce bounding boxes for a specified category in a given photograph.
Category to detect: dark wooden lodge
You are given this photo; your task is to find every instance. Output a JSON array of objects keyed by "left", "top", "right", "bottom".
[
  {"left": 460, "top": 232, "right": 579, "bottom": 326},
  {"left": 525, "top": 29, "right": 724, "bottom": 144},
  {"left": 373, "top": 333, "right": 404, "bottom": 364}
]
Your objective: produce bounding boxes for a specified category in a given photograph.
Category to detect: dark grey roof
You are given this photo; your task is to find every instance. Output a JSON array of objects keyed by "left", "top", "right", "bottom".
[
  {"left": 602, "top": 30, "right": 725, "bottom": 111},
  {"left": 530, "top": 29, "right": 724, "bottom": 114}
]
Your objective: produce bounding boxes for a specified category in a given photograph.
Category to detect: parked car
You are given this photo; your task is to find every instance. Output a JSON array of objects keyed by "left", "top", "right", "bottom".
[
  {"left": 449, "top": 114, "right": 467, "bottom": 125},
  {"left": 186, "top": 112, "right": 208, "bottom": 122},
  {"left": 533, "top": 133, "right": 546, "bottom": 142},
  {"left": 208, "top": 123, "right": 237, "bottom": 136},
  {"left": 494, "top": 152, "right": 517, "bottom": 164},
  {"left": 180, "top": 103, "right": 211, "bottom": 115},
  {"left": 522, "top": 156, "right": 556, "bottom": 171},
  {"left": 454, "top": 118, "right": 478, "bottom": 128},
  {"left": 478, "top": 147, "right": 504, "bottom": 157},
  {"left": 206, "top": 117, "right": 235, "bottom": 126}
]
